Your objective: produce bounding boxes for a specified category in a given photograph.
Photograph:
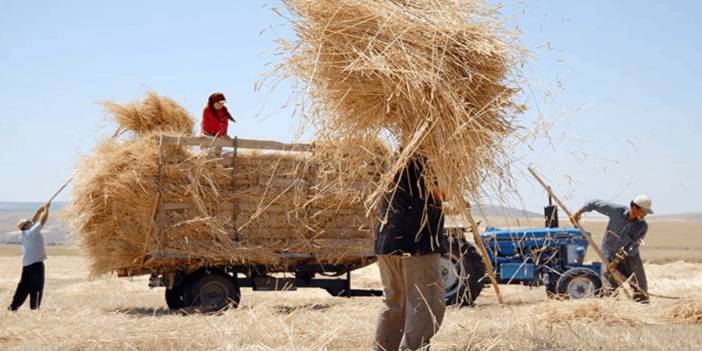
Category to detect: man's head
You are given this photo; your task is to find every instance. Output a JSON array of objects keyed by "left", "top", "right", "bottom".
[
  {"left": 17, "top": 219, "right": 32, "bottom": 231},
  {"left": 630, "top": 194, "right": 653, "bottom": 220}
]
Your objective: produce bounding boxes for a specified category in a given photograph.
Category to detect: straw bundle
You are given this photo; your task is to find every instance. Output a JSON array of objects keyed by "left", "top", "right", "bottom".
[
  {"left": 535, "top": 300, "right": 643, "bottom": 327},
  {"left": 280, "top": 0, "right": 524, "bottom": 211},
  {"left": 667, "top": 299, "right": 702, "bottom": 324},
  {"left": 64, "top": 93, "right": 387, "bottom": 276},
  {"left": 103, "top": 91, "right": 194, "bottom": 136}
]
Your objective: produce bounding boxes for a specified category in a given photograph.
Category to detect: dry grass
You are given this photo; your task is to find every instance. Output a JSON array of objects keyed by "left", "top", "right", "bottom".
[
  {"left": 2, "top": 250, "right": 702, "bottom": 350},
  {"left": 534, "top": 299, "right": 646, "bottom": 327},
  {"left": 103, "top": 91, "right": 194, "bottom": 136},
  {"left": 668, "top": 300, "right": 702, "bottom": 324},
  {"left": 278, "top": 0, "right": 526, "bottom": 219}
]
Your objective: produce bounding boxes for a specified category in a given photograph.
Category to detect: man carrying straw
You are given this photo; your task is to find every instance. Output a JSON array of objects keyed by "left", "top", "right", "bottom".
[
  {"left": 373, "top": 155, "right": 446, "bottom": 351},
  {"left": 8, "top": 204, "right": 50, "bottom": 311},
  {"left": 573, "top": 195, "right": 653, "bottom": 303}
]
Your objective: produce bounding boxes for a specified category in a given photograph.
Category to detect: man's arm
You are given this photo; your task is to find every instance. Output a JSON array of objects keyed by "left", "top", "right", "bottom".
[
  {"left": 31, "top": 206, "right": 45, "bottom": 224},
  {"left": 23, "top": 205, "right": 49, "bottom": 239},
  {"left": 573, "top": 200, "right": 620, "bottom": 222},
  {"left": 622, "top": 221, "right": 648, "bottom": 254},
  {"left": 39, "top": 204, "right": 50, "bottom": 225}
]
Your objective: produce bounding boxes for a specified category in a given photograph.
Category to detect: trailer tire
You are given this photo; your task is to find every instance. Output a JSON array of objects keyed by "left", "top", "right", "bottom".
[
  {"left": 556, "top": 267, "right": 603, "bottom": 299},
  {"left": 165, "top": 285, "right": 185, "bottom": 310},
  {"left": 184, "top": 270, "right": 241, "bottom": 311},
  {"left": 441, "top": 238, "right": 486, "bottom": 306}
]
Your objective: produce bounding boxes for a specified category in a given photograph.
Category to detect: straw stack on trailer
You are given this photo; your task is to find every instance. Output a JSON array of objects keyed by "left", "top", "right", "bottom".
[
  {"left": 279, "top": 0, "right": 525, "bottom": 213},
  {"left": 64, "top": 92, "right": 388, "bottom": 276}
]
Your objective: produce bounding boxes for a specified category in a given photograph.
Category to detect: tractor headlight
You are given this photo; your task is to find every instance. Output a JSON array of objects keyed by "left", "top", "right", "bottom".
[{"left": 566, "top": 245, "right": 585, "bottom": 264}]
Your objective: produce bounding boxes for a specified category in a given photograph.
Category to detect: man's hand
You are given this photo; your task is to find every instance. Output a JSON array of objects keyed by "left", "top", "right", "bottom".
[
  {"left": 571, "top": 209, "right": 583, "bottom": 224},
  {"left": 31, "top": 205, "right": 46, "bottom": 223}
]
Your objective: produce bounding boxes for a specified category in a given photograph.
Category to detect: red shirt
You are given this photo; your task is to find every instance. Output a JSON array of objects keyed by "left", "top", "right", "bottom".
[{"left": 201, "top": 107, "right": 229, "bottom": 136}]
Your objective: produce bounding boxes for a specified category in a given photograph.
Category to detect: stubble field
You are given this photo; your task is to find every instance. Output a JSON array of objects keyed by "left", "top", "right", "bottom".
[{"left": 1, "top": 218, "right": 702, "bottom": 350}]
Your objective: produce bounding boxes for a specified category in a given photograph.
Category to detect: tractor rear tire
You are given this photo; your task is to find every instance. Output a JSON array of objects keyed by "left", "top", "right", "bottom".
[
  {"left": 441, "top": 238, "right": 486, "bottom": 306},
  {"left": 165, "top": 285, "right": 185, "bottom": 310},
  {"left": 556, "top": 267, "right": 603, "bottom": 299},
  {"left": 183, "top": 270, "right": 241, "bottom": 311}
]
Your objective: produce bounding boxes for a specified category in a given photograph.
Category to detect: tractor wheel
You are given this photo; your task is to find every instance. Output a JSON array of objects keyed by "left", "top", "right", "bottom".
[
  {"left": 183, "top": 270, "right": 241, "bottom": 311},
  {"left": 555, "top": 268, "right": 603, "bottom": 299},
  {"left": 441, "top": 238, "right": 486, "bottom": 306},
  {"left": 165, "top": 285, "right": 185, "bottom": 310}
]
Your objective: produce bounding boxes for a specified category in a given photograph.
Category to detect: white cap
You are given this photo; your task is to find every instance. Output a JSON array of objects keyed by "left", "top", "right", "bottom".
[{"left": 632, "top": 194, "right": 653, "bottom": 214}]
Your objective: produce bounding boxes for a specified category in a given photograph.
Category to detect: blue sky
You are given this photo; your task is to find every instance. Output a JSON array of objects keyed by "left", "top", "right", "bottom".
[{"left": 0, "top": 1, "right": 700, "bottom": 215}]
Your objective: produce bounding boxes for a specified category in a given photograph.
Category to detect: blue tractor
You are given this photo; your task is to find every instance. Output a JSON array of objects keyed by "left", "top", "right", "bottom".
[{"left": 439, "top": 202, "right": 605, "bottom": 305}]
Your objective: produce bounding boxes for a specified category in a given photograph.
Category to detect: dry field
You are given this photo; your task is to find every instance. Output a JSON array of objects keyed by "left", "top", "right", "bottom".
[{"left": 1, "top": 219, "right": 702, "bottom": 350}]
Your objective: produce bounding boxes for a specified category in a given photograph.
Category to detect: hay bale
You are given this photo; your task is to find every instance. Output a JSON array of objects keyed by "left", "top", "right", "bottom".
[
  {"left": 668, "top": 299, "right": 702, "bottom": 324},
  {"left": 534, "top": 300, "right": 643, "bottom": 327},
  {"left": 64, "top": 93, "right": 387, "bottom": 276},
  {"left": 103, "top": 91, "right": 194, "bottom": 136},
  {"left": 280, "top": 0, "right": 524, "bottom": 209}
]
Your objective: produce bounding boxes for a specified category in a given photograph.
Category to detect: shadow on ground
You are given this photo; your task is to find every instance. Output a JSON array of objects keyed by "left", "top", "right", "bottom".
[
  {"left": 112, "top": 306, "right": 231, "bottom": 317},
  {"left": 273, "top": 303, "right": 333, "bottom": 315}
]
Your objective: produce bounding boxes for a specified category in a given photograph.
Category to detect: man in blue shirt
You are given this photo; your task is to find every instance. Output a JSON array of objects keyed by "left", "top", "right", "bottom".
[
  {"left": 573, "top": 195, "right": 653, "bottom": 303},
  {"left": 8, "top": 204, "right": 49, "bottom": 311}
]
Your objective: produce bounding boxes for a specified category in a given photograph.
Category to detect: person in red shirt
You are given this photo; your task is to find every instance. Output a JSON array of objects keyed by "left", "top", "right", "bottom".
[{"left": 201, "top": 92, "right": 236, "bottom": 137}]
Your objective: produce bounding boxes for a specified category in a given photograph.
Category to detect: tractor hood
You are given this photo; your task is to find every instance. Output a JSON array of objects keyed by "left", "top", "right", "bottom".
[
  {"left": 481, "top": 227, "right": 586, "bottom": 240},
  {"left": 480, "top": 227, "right": 592, "bottom": 259}
]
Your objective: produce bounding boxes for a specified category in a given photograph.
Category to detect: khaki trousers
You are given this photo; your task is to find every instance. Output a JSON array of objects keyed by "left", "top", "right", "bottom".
[{"left": 374, "top": 254, "right": 445, "bottom": 351}]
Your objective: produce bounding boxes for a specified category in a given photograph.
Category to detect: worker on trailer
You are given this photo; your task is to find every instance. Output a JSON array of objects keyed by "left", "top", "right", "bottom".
[
  {"left": 201, "top": 92, "right": 236, "bottom": 137},
  {"left": 8, "top": 204, "right": 49, "bottom": 311},
  {"left": 374, "top": 154, "right": 447, "bottom": 351},
  {"left": 573, "top": 195, "right": 653, "bottom": 303}
]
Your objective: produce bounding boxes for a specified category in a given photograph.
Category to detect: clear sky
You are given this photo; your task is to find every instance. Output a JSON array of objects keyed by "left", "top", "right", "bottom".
[{"left": 1, "top": 1, "right": 700, "bottom": 215}]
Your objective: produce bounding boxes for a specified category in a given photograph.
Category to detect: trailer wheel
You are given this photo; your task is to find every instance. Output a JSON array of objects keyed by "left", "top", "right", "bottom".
[
  {"left": 441, "top": 238, "right": 486, "bottom": 306},
  {"left": 184, "top": 271, "right": 241, "bottom": 311},
  {"left": 556, "top": 268, "right": 603, "bottom": 299},
  {"left": 165, "top": 285, "right": 185, "bottom": 310}
]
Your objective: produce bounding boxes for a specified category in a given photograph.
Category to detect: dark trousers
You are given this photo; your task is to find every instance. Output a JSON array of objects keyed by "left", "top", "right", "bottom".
[
  {"left": 9, "top": 261, "right": 45, "bottom": 310},
  {"left": 607, "top": 255, "right": 648, "bottom": 303}
]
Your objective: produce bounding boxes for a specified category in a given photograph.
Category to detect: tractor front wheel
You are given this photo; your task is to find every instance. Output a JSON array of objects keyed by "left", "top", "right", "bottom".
[{"left": 555, "top": 268, "right": 603, "bottom": 299}]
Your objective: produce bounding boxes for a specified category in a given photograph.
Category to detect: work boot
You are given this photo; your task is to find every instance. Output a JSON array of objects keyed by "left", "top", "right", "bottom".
[{"left": 633, "top": 292, "right": 650, "bottom": 304}]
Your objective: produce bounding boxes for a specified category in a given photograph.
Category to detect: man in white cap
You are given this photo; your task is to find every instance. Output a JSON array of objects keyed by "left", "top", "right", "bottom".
[
  {"left": 573, "top": 195, "right": 653, "bottom": 303},
  {"left": 8, "top": 204, "right": 49, "bottom": 311}
]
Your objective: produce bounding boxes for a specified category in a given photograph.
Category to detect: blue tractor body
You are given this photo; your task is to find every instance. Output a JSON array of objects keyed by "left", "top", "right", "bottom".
[{"left": 478, "top": 226, "right": 603, "bottom": 296}]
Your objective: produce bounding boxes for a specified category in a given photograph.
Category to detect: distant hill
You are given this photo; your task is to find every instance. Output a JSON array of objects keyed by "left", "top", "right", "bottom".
[
  {"left": 0, "top": 202, "right": 71, "bottom": 245},
  {"left": 0, "top": 201, "right": 543, "bottom": 244},
  {"left": 0, "top": 201, "right": 67, "bottom": 212},
  {"left": 652, "top": 212, "right": 702, "bottom": 223},
  {"left": 471, "top": 204, "right": 542, "bottom": 219},
  {"left": 1, "top": 200, "right": 695, "bottom": 245}
]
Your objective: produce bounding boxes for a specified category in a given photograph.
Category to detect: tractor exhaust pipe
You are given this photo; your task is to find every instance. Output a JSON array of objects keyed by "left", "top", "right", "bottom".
[{"left": 545, "top": 196, "right": 559, "bottom": 228}]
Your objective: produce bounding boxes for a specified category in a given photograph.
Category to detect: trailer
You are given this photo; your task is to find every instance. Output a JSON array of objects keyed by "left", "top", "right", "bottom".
[{"left": 115, "top": 136, "right": 485, "bottom": 311}]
